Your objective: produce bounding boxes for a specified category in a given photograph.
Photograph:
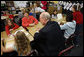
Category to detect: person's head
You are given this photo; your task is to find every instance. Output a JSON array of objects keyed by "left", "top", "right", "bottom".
[
  {"left": 36, "top": 1, "right": 40, "bottom": 7},
  {"left": 6, "top": 19, "right": 14, "bottom": 26},
  {"left": 53, "top": 10, "right": 57, "bottom": 15},
  {"left": 34, "top": 3, "right": 37, "bottom": 8},
  {"left": 24, "top": 11, "right": 29, "bottom": 17},
  {"left": 66, "top": 14, "right": 73, "bottom": 22},
  {"left": 5, "top": 11, "right": 10, "bottom": 15},
  {"left": 72, "top": 5, "right": 80, "bottom": 12},
  {"left": 40, "top": 12, "right": 51, "bottom": 25},
  {"left": 14, "top": 31, "right": 31, "bottom": 56}
]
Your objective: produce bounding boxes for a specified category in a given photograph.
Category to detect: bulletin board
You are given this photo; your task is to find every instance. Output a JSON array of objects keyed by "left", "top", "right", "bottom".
[{"left": 50, "top": 1, "right": 58, "bottom": 4}]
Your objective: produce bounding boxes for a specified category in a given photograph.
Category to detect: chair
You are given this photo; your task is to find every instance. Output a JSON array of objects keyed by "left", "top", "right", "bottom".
[
  {"left": 58, "top": 45, "right": 74, "bottom": 56},
  {"left": 65, "top": 34, "right": 76, "bottom": 46}
]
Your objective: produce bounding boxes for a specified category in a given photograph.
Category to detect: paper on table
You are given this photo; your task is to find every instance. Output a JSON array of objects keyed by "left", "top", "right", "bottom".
[
  {"left": 57, "top": 13, "right": 63, "bottom": 20},
  {"left": 5, "top": 39, "right": 15, "bottom": 49}
]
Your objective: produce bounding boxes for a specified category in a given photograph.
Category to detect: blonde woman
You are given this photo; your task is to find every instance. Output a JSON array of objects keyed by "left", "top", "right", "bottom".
[{"left": 1, "top": 31, "right": 31, "bottom": 56}]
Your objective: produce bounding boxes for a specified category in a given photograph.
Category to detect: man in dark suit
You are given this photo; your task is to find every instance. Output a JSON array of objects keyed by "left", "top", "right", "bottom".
[{"left": 31, "top": 12, "right": 65, "bottom": 56}]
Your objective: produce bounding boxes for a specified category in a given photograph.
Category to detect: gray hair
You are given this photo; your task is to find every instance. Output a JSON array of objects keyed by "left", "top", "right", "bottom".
[{"left": 40, "top": 12, "right": 51, "bottom": 20}]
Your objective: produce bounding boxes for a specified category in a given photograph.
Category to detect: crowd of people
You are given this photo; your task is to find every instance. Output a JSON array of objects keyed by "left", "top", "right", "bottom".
[{"left": 1, "top": 1, "right": 83, "bottom": 56}]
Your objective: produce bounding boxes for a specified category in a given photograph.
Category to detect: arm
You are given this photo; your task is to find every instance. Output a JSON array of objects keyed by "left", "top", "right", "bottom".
[
  {"left": 60, "top": 24, "right": 68, "bottom": 30},
  {"left": 39, "top": 8, "right": 45, "bottom": 12},
  {"left": 32, "top": 16, "right": 38, "bottom": 25},
  {"left": 30, "top": 30, "right": 45, "bottom": 49},
  {"left": 1, "top": 44, "right": 14, "bottom": 53},
  {"left": 13, "top": 23, "right": 19, "bottom": 30},
  {"left": 72, "top": 13, "right": 77, "bottom": 21},
  {"left": 5, "top": 25, "right": 10, "bottom": 35},
  {"left": 34, "top": 30, "right": 46, "bottom": 41}
]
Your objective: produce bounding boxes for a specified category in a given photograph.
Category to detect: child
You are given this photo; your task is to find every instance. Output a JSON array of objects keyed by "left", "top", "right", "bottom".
[
  {"left": 60, "top": 14, "right": 76, "bottom": 39},
  {"left": 72, "top": 5, "right": 83, "bottom": 46},
  {"left": 41, "top": 1, "right": 47, "bottom": 11},
  {"left": 31, "top": 3, "right": 45, "bottom": 21},
  {"left": 3, "top": 11, "right": 14, "bottom": 21},
  {"left": 52, "top": 10, "right": 57, "bottom": 19},
  {"left": 1, "top": 31, "right": 31, "bottom": 56},
  {"left": 22, "top": 11, "right": 38, "bottom": 27},
  {"left": 18, "top": 10, "right": 24, "bottom": 26},
  {"left": 5, "top": 19, "right": 19, "bottom": 36}
]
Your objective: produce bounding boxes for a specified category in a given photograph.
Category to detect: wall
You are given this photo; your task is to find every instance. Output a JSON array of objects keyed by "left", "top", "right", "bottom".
[{"left": 13, "top": 1, "right": 28, "bottom": 8}]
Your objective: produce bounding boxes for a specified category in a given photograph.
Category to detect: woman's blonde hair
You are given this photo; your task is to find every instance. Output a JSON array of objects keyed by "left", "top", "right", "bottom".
[{"left": 14, "top": 31, "right": 31, "bottom": 56}]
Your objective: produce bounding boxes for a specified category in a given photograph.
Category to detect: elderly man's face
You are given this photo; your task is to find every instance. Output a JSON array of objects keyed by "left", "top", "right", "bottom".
[
  {"left": 40, "top": 15, "right": 46, "bottom": 25},
  {"left": 40, "top": 12, "right": 50, "bottom": 25}
]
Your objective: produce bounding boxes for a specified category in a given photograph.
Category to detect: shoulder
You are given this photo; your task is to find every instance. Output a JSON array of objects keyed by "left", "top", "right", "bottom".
[
  {"left": 77, "top": 11, "right": 83, "bottom": 15},
  {"left": 29, "top": 15, "right": 33, "bottom": 17},
  {"left": 22, "top": 17, "right": 27, "bottom": 20},
  {"left": 29, "top": 16, "right": 34, "bottom": 18},
  {"left": 73, "top": 11, "right": 80, "bottom": 15},
  {"left": 41, "top": 21, "right": 59, "bottom": 32}
]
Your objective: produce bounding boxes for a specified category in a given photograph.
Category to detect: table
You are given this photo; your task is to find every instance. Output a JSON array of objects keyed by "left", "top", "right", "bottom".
[
  {"left": 27, "top": 22, "right": 44, "bottom": 36},
  {"left": 1, "top": 26, "right": 34, "bottom": 50}
]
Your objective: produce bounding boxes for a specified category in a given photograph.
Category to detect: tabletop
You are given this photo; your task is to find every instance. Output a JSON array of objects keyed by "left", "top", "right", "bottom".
[{"left": 1, "top": 26, "right": 34, "bottom": 49}]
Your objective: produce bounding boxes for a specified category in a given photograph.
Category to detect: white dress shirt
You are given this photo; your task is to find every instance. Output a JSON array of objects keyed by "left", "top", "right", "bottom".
[{"left": 32, "top": 7, "right": 45, "bottom": 13}]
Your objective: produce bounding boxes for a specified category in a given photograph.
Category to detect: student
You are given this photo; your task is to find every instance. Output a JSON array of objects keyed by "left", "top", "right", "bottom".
[
  {"left": 3, "top": 11, "right": 14, "bottom": 20},
  {"left": 5, "top": 19, "right": 19, "bottom": 36},
  {"left": 18, "top": 10, "right": 24, "bottom": 26},
  {"left": 41, "top": 1, "right": 47, "bottom": 11},
  {"left": 18, "top": 10, "right": 24, "bottom": 19},
  {"left": 60, "top": 14, "right": 76, "bottom": 39},
  {"left": 1, "top": 31, "right": 31, "bottom": 56},
  {"left": 31, "top": 3, "right": 45, "bottom": 21},
  {"left": 31, "top": 3, "right": 45, "bottom": 13},
  {"left": 72, "top": 5, "right": 83, "bottom": 25},
  {"left": 52, "top": 10, "right": 57, "bottom": 19},
  {"left": 22, "top": 11, "right": 38, "bottom": 27},
  {"left": 72, "top": 5, "right": 83, "bottom": 46}
]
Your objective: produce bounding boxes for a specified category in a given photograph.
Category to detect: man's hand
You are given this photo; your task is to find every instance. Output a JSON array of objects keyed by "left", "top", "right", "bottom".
[{"left": 36, "top": 28, "right": 41, "bottom": 31}]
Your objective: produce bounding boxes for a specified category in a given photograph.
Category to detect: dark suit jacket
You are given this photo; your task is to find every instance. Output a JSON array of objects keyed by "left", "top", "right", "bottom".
[{"left": 31, "top": 21, "right": 65, "bottom": 56}]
